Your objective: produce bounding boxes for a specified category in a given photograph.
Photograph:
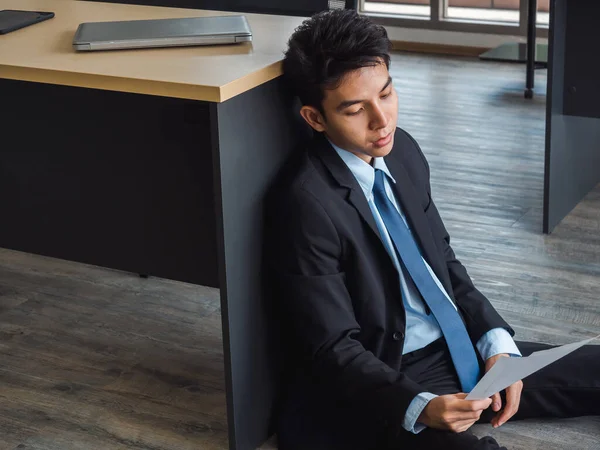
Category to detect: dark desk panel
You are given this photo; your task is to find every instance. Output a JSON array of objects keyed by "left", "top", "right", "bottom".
[
  {"left": 544, "top": 0, "right": 600, "bottom": 233},
  {"left": 0, "top": 79, "right": 219, "bottom": 287},
  {"left": 562, "top": 1, "right": 600, "bottom": 119},
  {"left": 211, "top": 77, "right": 309, "bottom": 450}
]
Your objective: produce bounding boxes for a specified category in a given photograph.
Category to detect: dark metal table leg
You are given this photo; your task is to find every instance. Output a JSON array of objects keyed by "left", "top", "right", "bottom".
[{"left": 525, "top": 0, "right": 538, "bottom": 98}]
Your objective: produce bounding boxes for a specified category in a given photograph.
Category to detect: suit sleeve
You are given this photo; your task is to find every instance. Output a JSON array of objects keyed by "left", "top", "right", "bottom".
[
  {"left": 408, "top": 134, "right": 515, "bottom": 344},
  {"left": 268, "top": 185, "right": 425, "bottom": 429}
]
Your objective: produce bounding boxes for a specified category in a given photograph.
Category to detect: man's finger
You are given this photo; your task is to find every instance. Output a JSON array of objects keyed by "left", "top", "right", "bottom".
[
  {"left": 490, "top": 392, "right": 502, "bottom": 412},
  {"left": 457, "top": 397, "right": 492, "bottom": 411},
  {"left": 494, "top": 383, "right": 522, "bottom": 427},
  {"left": 442, "top": 409, "right": 481, "bottom": 424}
]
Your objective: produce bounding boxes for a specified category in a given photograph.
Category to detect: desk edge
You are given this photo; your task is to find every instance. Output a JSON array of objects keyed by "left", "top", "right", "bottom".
[{"left": 1, "top": 65, "right": 221, "bottom": 102}]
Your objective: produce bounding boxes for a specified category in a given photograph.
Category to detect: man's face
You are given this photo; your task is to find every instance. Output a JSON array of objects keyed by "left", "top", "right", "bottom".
[{"left": 300, "top": 62, "right": 398, "bottom": 163}]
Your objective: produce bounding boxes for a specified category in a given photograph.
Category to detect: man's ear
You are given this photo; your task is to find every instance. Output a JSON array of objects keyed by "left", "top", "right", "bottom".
[{"left": 299, "top": 106, "right": 326, "bottom": 132}]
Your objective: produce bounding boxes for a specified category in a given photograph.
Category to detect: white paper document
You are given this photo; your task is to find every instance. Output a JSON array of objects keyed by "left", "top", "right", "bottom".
[{"left": 466, "top": 335, "right": 600, "bottom": 400}]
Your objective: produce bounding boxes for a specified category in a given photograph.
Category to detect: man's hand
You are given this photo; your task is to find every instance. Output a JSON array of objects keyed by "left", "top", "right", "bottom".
[
  {"left": 485, "top": 353, "right": 523, "bottom": 428},
  {"left": 418, "top": 393, "right": 492, "bottom": 433}
]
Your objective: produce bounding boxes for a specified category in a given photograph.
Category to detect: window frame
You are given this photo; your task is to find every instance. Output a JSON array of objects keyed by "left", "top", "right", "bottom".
[{"left": 359, "top": 0, "right": 549, "bottom": 39}]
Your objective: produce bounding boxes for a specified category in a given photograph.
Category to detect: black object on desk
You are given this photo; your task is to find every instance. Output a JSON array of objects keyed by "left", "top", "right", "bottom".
[{"left": 0, "top": 9, "right": 54, "bottom": 34}]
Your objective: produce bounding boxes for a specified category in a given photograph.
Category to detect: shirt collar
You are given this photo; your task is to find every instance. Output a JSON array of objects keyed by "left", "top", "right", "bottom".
[{"left": 328, "top": 139, "right": 396, "bottom": 198}]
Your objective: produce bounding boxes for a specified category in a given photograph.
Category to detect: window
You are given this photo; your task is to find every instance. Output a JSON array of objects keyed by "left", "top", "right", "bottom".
[
  {"left": 361, "top": 0, "right": 549, "bottom": 36},
  {"left": 364, "top": 1, "right": 431, "bottom": 18}
]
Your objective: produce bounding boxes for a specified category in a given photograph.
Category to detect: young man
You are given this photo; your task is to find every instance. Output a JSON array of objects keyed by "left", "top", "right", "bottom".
[{"left": 266, "top": 9, "right": 600, "bottom": 450}]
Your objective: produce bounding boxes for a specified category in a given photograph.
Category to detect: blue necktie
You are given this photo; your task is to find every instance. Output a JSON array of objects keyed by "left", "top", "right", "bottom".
[{"left": 372, "top": 169, "right": 480, "bottom": 392}]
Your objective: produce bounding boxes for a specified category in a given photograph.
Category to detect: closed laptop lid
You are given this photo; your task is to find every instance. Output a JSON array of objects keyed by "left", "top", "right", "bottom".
[{"left": 73, "top": 15, "right": 252, "bottom": 46}]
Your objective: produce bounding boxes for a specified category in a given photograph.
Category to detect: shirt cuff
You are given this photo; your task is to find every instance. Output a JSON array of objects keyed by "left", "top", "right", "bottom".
[
  {"left": 476, "top": 327, "right": 522, "bottom": 361},
  {"left": 402, "top": 392, "right": 438, "bottom": 434}
]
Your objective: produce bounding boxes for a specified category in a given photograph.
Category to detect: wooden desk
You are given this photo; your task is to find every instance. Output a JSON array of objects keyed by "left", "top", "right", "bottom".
[{"left": 0, "top": 1, "right": 306, "bottom": 448}]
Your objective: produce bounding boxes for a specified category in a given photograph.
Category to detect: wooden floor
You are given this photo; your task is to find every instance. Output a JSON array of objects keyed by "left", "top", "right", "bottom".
[
  {"left": 1, "top": 52, "right": 599, "bottom": 450},
  {"left": 0, "top": 252, "right": 228, "bottom": 450}
]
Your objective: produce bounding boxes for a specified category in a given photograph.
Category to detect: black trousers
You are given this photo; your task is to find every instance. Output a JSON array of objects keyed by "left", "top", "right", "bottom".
[
  {"left": 277, "top": 339, "right": 600, "bottom": 450},
  {"left": 385, "top": 338, "right": 600, "bottom": 450}
]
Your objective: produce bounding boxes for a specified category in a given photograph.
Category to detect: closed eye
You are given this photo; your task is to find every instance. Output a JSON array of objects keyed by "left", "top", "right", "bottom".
[{"left": 347, "top": 108, "right": 364, "bottom": 116}]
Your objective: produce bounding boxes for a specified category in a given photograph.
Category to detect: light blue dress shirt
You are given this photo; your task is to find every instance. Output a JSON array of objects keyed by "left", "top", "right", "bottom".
[{"left": 329, "top": 141, "right": 521, "bottom": 433}]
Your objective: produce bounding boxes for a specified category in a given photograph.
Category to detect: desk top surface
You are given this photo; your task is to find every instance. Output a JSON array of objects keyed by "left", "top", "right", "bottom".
[{"left": 0, "top": 0, "right": 305, "bottom": 102}]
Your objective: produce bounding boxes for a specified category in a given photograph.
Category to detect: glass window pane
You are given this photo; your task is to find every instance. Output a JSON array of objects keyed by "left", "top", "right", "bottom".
[
  {"left": 363, "top": 0, "right": 431, "bottom": 17},
  {"left": 445, "top": 0, "right": 519, "bottom": 24},
  {"left": 537, "top": 0, "right": 550, "bottom": 26}
]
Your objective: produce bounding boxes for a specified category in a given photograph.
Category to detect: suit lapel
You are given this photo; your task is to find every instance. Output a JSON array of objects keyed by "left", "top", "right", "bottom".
[
  {"left": 347, "top": 188, "right": 382, "bottom": 241},
  {"left": 311, "top": 136, "right": 383, "bottom": 242},
  {"left": 384, "top": 153, "right": 448, "bottom": 288},
  {"left": 311, "top": 134, "right": 448, "bottom": 291}
]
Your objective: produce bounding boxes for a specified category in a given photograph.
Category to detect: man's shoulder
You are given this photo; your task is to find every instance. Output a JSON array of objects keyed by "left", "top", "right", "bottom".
[
  {"left": 389, "top": 127, "right": 429, "bottom": 171},
  {"left": 271, "top": 135, "right": 335, "bottom": 194},
  {"left": 267, "top": 143, "right": 328, "bottom": 213},
  {"left": 392, "top": 127, "right": 420, "bottom": 151},
  {"left": 272, "top": 148, "right": 316, "bottom": 190}
]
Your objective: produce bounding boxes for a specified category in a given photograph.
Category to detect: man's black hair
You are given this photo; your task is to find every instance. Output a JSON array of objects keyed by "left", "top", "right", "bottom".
[{"left": 283, "top": 9, "right": 392, "bottom": 116}]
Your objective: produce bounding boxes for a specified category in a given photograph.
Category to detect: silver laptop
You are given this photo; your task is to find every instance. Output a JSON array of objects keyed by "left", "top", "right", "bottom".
[{"left": 73, "top": 15, "right": 252, "bottom": 51}]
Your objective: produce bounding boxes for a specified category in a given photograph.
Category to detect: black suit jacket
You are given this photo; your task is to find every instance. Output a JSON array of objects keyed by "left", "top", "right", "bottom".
[{"left": 266, "top": 128, "right": 514, "bottom": 449}]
